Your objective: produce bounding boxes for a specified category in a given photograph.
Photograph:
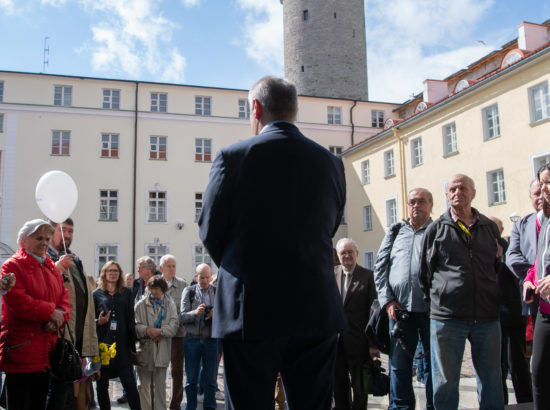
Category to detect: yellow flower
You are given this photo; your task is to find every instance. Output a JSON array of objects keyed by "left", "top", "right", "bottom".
[
  {"left": 99, "top": 343, "right": 107, "bottom": 352},
  {"left": 92, "top": 355, "right": 100, "bottom": 363}
]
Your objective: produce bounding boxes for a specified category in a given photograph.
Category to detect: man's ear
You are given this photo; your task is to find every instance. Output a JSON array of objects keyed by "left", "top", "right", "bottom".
[{"left": 252, "top": 99, "right": 262, "bottom": 119}]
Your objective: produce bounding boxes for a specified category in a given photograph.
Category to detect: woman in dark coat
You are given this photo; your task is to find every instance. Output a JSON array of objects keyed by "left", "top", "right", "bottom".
[{"left": 93, "top": 261, "right": 140, "bottom": 410}]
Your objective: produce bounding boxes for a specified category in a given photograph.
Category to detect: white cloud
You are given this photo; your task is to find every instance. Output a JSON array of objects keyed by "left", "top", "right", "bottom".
[
  {"left": 182, "top": 0, "right": 201, "bottom": 6},
  {"left": 0, "top": 0, "right": 15, "bottom": 14},
  {"left": 41, "top": 0, "right": 70, "bottom": 6},
  {"left": 234, "top": 0, "right": 284, "bottom": 74},
  {"left": 81, "top": 0, "right": 186, "bottom": 83}
]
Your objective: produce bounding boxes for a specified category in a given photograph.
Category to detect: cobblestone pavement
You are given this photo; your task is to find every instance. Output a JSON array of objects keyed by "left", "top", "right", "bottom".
[{"left": 106, "top": 342, "right": 524, "bottom": 409}]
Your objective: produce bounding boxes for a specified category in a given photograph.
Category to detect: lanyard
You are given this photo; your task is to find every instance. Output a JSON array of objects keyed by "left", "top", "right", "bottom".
[{"left": 456, "top": 220, "right": 472, "bottom": 237}]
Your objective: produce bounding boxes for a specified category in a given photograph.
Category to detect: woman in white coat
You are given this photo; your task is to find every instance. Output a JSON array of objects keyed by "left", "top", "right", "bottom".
[{"left": 135, "top": 276, "right": 179, "bottom": 410}]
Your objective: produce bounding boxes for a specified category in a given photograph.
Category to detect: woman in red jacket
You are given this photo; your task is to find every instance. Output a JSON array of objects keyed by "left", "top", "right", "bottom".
[{"left": 0, "top": 219, "right": 70, "bottom": 409}]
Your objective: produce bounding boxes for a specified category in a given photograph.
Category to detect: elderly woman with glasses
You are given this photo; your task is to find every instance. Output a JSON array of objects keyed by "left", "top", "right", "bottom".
[
  {"left": 93, "top": 261, "right": 141, "bottom": 410},
  {"left": 0, "top": 219, "right": 70, "bottom": 409},
  {"left": 134, "top": 276, "right": 179, "bottom": 410}
]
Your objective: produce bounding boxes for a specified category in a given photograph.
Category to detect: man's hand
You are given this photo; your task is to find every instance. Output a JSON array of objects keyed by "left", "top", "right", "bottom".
[
  {"left": 51, "top": 308, "right": 66, "bottom": 329},
  {"left": 385, "top": 300, "right": 404, "bottom": 321},
  {"left": 97, "top": 310, "right": 111, "bottom": 326},
  {"left": 146, "top": 327, "right": 162, "bottom": 341},
  {"left": 524, "top": 281, "right": 537, "bottom": 304},
  {"left": 369, "top": 347, "right": 381, "bottom": 359},
  {"left": 537, "top": 276, "right": 550, "bottom": 301},
  {"left": 0, "top": 273, "right": 16, "bottom": 291},
  {"left": 56, "top": 254, "right": 74, "bottom": 271},
  {"left": 194, "top": 303, "right": 206, "bottom": 316}
]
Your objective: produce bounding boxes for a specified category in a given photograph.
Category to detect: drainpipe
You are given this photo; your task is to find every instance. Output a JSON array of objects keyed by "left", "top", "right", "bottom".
[
  {"left": 132, "top": 82, "right": 138, "bottom": 274},
  {"left": 394, "top": 127, "right": 408, "bottom": 219},
  {"left": 349, "top": 100, "right": 357, "bottom": 146}
]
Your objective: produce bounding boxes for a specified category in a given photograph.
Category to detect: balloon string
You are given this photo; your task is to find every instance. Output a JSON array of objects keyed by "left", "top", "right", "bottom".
[{"left": 60, "top": 222, "right": 67, "bottom": 254}]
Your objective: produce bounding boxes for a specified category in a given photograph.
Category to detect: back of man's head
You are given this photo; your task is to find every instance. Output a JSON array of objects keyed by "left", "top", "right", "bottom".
[{"left": 249, "top": 76, "right": 298, "bottom": 122}]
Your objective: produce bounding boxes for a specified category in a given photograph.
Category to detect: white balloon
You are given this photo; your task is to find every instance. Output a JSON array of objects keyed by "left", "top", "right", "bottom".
[{"left": 35, "top": 170, "right": 78, "bottom": 223}]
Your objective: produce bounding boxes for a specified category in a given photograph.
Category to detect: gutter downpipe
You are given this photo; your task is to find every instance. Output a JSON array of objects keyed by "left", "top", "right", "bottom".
[
  {"left": 350, "top": 100, "right": 357, "bottom": 146},
  {"left": 394, "top": 127, "right": 408, "bottom": 219},
  {"left": 132, "top": 82, "right": 138, "bottom": 274}
]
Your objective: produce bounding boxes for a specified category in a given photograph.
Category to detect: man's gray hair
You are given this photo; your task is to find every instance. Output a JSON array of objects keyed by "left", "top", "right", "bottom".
[
  {"left": 248, "top": 76, "right": 298, "bottom": 121},
  {"left": 408, "top": 187, "right": 433, "bottom": 204},
  {"left": 136, "top": 256, "right": 156, "bottom": 272},
  {"left": 336, "top": 238, "right": 359, "bottom": 253},
  {"left": 159, "top": 254, "right": 176, "bottom": 267},
  {"left": 447, "top": 174, "right": 475, "bottom": 190}
]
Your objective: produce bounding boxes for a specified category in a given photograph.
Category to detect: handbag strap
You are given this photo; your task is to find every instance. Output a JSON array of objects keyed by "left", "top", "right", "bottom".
[{"left": 59, "top": 321, "right": 76, "bottom": 345}]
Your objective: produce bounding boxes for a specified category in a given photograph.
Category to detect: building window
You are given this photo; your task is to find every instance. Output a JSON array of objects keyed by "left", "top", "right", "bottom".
[
  {"left": 95, "top": 244, "right": 119, "bottom": 278},
  {"left": 0, "top": 81, "right": 3, "bottom": 102},
  {"left": 147, "top": 244, "right": 169, "bottom": 266},
  {"left": 371, "top": 111, "right": 384, "bottom": 128},
  {"left": 0, "top": 113, "right": 4, "bottom": 133},
  {"left": 54, "top": 86, "right": 72, "bottom": 107},
  {"left": 532, "top": 152, "right": 550, "bottom": 177},
  {"left": 151, "top": 93, "right": 167, "bottom": 112},
  {"left": 238, "top": 99, "right": 250, "bottom": 119},
  {"left": 150, "top": 136, "right": 167, "bottom": 160},
  {"left": 101, "top": 133, "right": 119, "bottom": 157},
  {"left": 103, "top": 89, "right": 120, "bottom": 110},
  {"left": 442, "top": 122, "right": 457, "bottom": 156},
  {"left": 528, "top": 81, "right": 550, "bottom": 123},
  {"left": 363, "top": 251, "right": 375, "bottom": 270},
  {"left": 303, "top": 9, "right": 309, "bottom": 20},
  {"left": 487, "top": 169, "right": 506, "bottom": 205},
  {"left": 482, "top": 104, "right": 501, "bottom": 140},
  {"left": 385, "top": 197, "right": 398, "bottom": 227},
  {"left": 148, "top": 191, "right": 167, "bottom": 222},
  {"left": 327, "top": 106, "right": 342, "bottom": 124},
  {"left": 195, "top": 138, "right": 212, "bottom": 162},
  {"left": 361, "top": 160, "right": 370, "bottom": 185},
  {"left": 195, "top": 192, "right": 203, "bottom": 222},
  {"left": 384, "top": 149, "right": 395, "bottom": 177},
  {"left": 329, "top": 146, "right": 343, "bottom": 156},
  {"left": 195, "top": 96, "right": 211, "bottom": 116},
  {"left": 363, "top": 205, "right": 372, "bottom": 231},
  {"left": 411, "top": 137, "right": 423, "bottom": 167},
  {"left": 99, "top": 190, "right": 118, "bottom": 221},
  {"left": 193, "top": 244, "right": 213, "bottom": 269},
  {"left": 51, "top": 130, "right": 70, "bottom": 156}
]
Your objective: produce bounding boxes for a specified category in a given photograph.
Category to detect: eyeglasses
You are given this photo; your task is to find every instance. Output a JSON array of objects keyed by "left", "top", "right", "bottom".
[{"left": 106, "top": 269, "right": 120, "bottom": 273}]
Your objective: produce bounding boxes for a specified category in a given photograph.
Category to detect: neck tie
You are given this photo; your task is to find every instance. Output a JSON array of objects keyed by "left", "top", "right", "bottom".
[{"left": 342, "top": 272, "right": 351, "bottom": 301}]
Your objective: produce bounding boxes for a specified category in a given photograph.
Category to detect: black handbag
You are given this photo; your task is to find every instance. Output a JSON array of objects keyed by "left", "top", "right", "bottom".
[
  {"left": 49, "top": 323, "right": 83, "bottom": 384},
  {"left": 363, "top": 358, "right": 390, "bottom": 397}
]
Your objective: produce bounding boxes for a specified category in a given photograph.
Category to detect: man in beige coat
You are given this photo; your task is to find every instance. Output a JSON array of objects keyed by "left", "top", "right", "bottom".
[{"left": 135, "top": 276, "right": 179, "bottom": 410}]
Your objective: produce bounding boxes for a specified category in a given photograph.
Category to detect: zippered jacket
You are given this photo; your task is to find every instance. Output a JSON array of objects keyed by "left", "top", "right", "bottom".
[{"left": 419, "top": 208, "right": 501, "bottom": 321}]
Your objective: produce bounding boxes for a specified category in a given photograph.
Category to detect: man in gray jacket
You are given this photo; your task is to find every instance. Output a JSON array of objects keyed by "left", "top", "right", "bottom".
[{"left": 374, "top": 188, "right": 433, "bottom": 410}]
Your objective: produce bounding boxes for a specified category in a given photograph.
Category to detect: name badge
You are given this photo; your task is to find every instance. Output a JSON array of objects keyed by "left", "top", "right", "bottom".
[{"left": 110, "top": 320, "right": 117, "bottom": 331}]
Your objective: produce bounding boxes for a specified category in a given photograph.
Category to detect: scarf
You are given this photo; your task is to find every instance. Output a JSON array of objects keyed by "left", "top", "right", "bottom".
[{"left": 149, "top": 294, "right": 166, "bottom": 328}]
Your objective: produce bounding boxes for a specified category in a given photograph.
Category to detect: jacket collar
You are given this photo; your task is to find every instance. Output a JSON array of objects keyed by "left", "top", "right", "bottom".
[{"left": 15, "top": 248, "right": 56, "bottom": 271}]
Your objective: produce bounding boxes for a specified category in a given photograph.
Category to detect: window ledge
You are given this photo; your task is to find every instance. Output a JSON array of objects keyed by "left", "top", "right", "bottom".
[
  {"left": 412, "top": 162, "right": 423, "bottom": 168},
  {"left": 384, "top": 174, "right": 396, "bottom": 180},
  {"left": 443, "top": 151, "right": 459, "bottom": 158},
  {"left": 98, "top": 219, "right": 118, "bottom": 222},
  {"left": 530, "top": 116, "right": 550, "bottom": 127},
  {"left": 483, "top": 135, "right": 501, "bottom": 142},
  {"left": 489, "top": 201, "right": 507, "bottom": 207}
]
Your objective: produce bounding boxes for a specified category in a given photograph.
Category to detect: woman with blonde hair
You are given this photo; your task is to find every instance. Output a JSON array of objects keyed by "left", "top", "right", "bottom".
[
  {"left": 93, "top": 261, "right": 141, "bottom": 409},
  {"left": 135, "top": 276, "right": 179, "bottom": 410}
]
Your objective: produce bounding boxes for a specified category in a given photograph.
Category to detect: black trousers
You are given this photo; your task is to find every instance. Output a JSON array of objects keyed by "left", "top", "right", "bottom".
[
  {"left": 500, "top": 322, "right": 533, "bottom": 404},
  {"left": 532, "top": 311, "right": 550, "bottom": 409},
  {"left": 223, "top": 334, "right": 338, "bottom": 410},
  {"left": 96, "top": 364, "right": 141, "bottom": 410},
  {"left": 4, "top": 372, "right": 50, "bottom": 410},
  {"left": 333, "top": 340, "right": 367, "bottom": 410}
]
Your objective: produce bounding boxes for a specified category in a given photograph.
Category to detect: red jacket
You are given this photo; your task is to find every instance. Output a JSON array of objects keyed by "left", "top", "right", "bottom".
[{"left": 0, "top": 248, "right": 70, "bottom": 373}]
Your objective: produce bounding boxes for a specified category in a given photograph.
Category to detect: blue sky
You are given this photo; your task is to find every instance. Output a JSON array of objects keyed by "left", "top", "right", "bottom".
[{"left": 1, "top": 0, "right": 549, "bottom": 102}]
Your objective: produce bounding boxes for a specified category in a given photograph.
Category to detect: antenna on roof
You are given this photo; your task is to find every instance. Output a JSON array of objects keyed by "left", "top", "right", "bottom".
[{"left": 43, "top": 37, "right": 50, "bottom": 73}]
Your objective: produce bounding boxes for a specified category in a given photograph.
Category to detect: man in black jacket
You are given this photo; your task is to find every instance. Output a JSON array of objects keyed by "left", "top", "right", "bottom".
[{"left": 419, "top": 174, "right": 504, "bottom": 409}]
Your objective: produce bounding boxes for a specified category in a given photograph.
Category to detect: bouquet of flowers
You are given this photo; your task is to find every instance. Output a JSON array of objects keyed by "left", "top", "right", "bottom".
[{"left": 93, "top": 342, "right": 117, "bottom": 366}]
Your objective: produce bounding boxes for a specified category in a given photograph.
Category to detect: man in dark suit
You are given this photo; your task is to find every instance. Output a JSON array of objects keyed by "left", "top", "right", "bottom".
[
  {"left": 199, "top": 76, "right": 347, "bottom": 410},
  {"left": 334, "top": 238, "right": 378, "bottom": 410}
]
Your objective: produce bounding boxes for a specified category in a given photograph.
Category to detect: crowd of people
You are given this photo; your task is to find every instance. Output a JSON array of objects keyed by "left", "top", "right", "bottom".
[{"left": 0, "top": 75, "right": 549, "bottom": 410}]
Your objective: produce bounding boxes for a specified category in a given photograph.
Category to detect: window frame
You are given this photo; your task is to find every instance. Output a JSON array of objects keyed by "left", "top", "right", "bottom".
[
  {"left": 371, "top": 110, "right": 384, "bottom": 128},
  {"left": 147, "top": 190, "right": 168, "bottom": 223},
  {"left": 411, "top": 137, "right": 423, "bottom": 167},
  {"left": 238, "top": 99, "right": 250, "bottom": 119},
  {"left": 54, "top": 85, "right": 72, "bottom": 107},
  {"left": 149, "top": 136, "right": 167, "bottom": 160},
  {"left": 145, "top": 243, "right": 169, "bottom": 266},
  {"left": 192, "top": 244, "right": 214, "bottom": 272},
  {"left": 363, "top": 250, "right": 375, "bottom": 270},
  {"left": 531, "top": 151, "right": 550, "bottom": 178},
  {"left": 327, "top": 106, "right": 342, "bottom": 125},
  {"left": 0, "top": 81, "right": 4, "bottom": 102},
  {"left": 94, "top": 243, "right": 119, "bottom": 279},
  {"left": 99, "top": 190, "right": 118, "bottom": 221},
  {"left": 482, "top": 104, "right": 501, "bottom": 141},
  {"left": 329, "top": 146, "right": 343, "bottom": 156},
  {"left": 528, "top": 81, "right": 550, "bottom": 124},
  {"left": 195, "top": 96, "right": 212, "bottom": 116},
  {"left": 102, "top": 89, "right": 121, "bottom": 110},
  {"left": 195, "top": 192, "right": 203, "bottom": 222},
  {"left": 487, "top": 168, "right": 506, "bottom": 206},
  {"left": 384, "top": 149, "right": 395, "bottom": 178},
  {"left": 385, "top": 196, "right": 398, "bottom": 227},
  {"left": 361, "top": 159, "right": 370, "bottom": 185},
  {"left": 51, "top": 130, "right": 71, "bottom": 156},
  {"left": 195, "top": 138, "right": 212, "bottom": 162},
  {"left": 363, "top": 205, "right": 373, "bottom": 231},
  {"left": 150, "top": 92, "right": 167, "bottom": 113},
  {"left": 101, "top": 133, "right": 119, "bottom": 158},
  {"left": 0, "top": 113, "right": 4, "bottom": 133},
  {"left": 442, "top": 122, "right": 458, "bottom": 157}
]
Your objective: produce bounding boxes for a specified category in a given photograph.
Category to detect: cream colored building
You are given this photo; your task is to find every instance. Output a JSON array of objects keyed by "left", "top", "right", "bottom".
[
  {"left": 343, "top": 20, "right": 550, "bottom": 269},
  {"left": 0, "top": 72, "right": 396, "bottom": 280}
]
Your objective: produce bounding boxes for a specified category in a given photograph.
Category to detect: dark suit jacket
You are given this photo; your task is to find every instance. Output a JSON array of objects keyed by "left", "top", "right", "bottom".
[
  {"left": 335, "top": 264, "right": 377, "bottom": 360},
  {"left": 199, "top": 121, "right": 347, "bottom": 340}
]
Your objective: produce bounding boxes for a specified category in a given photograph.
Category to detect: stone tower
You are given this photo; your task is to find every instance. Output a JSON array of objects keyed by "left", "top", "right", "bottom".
[{"left": 281, "top": 0, "right": 368, "bottom": 100}]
